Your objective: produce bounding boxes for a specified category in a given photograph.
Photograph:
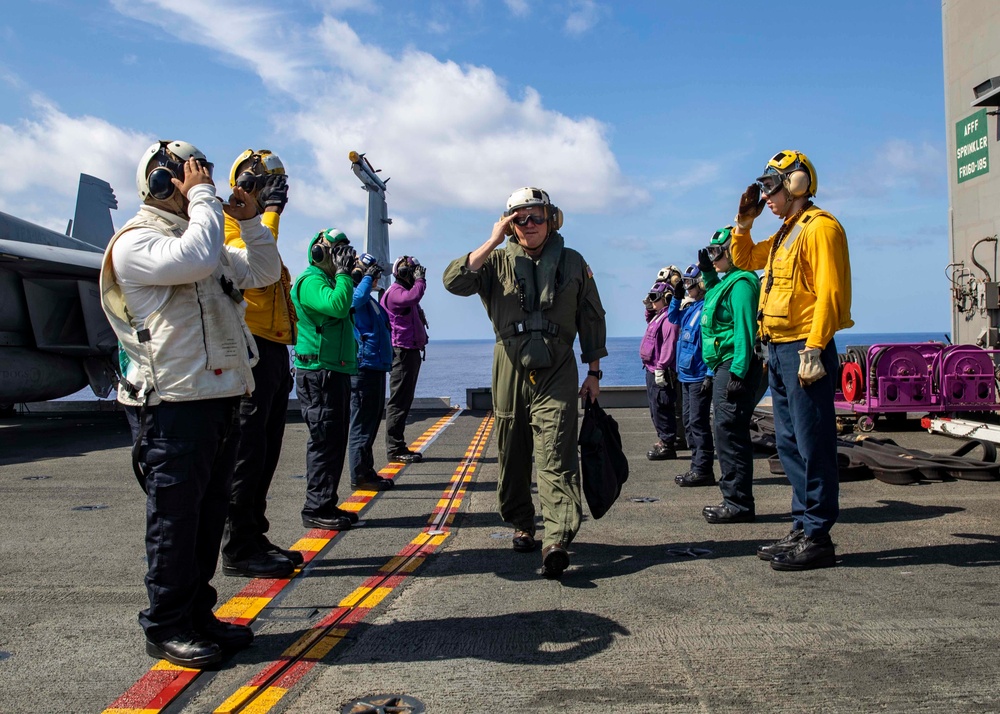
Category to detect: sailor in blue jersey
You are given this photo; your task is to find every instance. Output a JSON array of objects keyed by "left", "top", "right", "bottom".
[
  {"left": 348, "top": 257, "right": 395, "bottom": 491},
  {"left": 667, "top": 264, "right": 716, "bottom": 487}
]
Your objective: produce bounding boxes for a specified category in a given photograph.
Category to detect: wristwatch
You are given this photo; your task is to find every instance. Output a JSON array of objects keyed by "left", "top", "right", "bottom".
[{"left": 587, "top": 369, "right": 603, "bottom": 380}]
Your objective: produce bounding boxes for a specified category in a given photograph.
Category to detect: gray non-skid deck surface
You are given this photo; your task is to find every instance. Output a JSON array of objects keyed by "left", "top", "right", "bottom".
[{"left": 1, "top": 407, "right": 1000, "bottom": 713}]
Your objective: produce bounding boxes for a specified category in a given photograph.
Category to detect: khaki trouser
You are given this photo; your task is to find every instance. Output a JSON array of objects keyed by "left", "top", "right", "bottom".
[{"left": 491, "top": 342, "right": 582, "bottom": 549}]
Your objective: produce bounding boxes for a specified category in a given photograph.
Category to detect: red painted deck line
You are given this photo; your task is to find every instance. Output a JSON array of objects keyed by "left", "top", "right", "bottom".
[
  {"left": 101, "top": 408, "right": 462, "bottom": 714},
  {"left": 210, "top": 413, "right": 494, "bottom": 714}
]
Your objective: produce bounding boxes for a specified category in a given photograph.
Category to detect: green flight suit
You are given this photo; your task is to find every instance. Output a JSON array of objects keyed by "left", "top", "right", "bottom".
[{"left": 443, "top": 232, "right": 607, "bottom": 549}]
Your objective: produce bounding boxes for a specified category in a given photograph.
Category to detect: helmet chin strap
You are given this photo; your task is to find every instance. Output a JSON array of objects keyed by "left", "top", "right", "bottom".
[
  {"left": 144, "top": 189, "right": 189, "bottom": 220},
  {"left": 777, "top": 187, "right": 811, "bottom": 220},
  {"left": 519, "top": 229, "right": 550, "bottom": 257}
]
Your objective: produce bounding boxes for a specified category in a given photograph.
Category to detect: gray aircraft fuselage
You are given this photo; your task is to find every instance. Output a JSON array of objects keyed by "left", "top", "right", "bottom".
[{"left": 0, "top": 175, "right": 119, "bottom": 406}]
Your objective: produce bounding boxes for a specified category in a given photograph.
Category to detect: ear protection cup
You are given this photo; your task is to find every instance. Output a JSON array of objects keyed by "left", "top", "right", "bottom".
[
  {"left": 146, "top": 166, "right": 177, "bottom": 200},
  {"left": 549, "top": 206, "right": 563, "bottom": 231},
  {"left": 311, "top": 242, "right": 327, "bottom": 265},
  {"left": 784, "top": 170, "right": 811, "bottom": 198}
]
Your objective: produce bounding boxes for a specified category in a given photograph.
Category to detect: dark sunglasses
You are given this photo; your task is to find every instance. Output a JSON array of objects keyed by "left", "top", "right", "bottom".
[{"left": 513, "top": 214, "right": 547, "bottom": 227}]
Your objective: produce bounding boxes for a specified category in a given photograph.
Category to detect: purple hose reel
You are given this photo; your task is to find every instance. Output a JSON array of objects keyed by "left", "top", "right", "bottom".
[{"left": 835, "top": 342, "right": 1000, "bottom": 431}]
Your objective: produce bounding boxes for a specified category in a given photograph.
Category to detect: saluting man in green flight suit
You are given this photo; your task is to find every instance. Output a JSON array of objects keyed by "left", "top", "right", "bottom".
[{"left": 443, "top": 187, "right": 607, "bottom": 578}]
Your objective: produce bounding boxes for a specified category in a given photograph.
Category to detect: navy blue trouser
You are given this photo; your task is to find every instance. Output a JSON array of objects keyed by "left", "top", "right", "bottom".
[
  {"left": 385, "top": 347, "right": 422, "bottom": 455},
  {"left": 712, "top": 358, "right": 762, "bottom": 514},
  {"left": 134, "top": 397, "right": 241, "bottom": 641},
  {"left": 767, "top": 339, "right": 840, "bottom": 537},
  {"left": 222, "top": 337, "right": 292, "bottom": 562},
  {"left": 681, "top": 380, "right": 715, "bottom": 476},
  {"left": 349, "top": 368, "right": 388, "bottom": 484},
  {"left": 645, "top": 368, "right": 677, "bottom": 445},
  {"left": 297, "top": 368, "right": 351, "bottom": 517}
]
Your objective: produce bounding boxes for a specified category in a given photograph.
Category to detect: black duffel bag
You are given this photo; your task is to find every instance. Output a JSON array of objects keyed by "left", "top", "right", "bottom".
[{"left": 578, "top": 398, "right": 630, "bottom": 519}]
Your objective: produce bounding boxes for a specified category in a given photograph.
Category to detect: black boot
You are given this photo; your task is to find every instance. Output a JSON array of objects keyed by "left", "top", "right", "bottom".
[
  {"left": 646, "top": 442, "right": 677, "bottom": 461},
  {"left": 756, "top": 529, "right": 804, "bottom": 561},
  {"left": 770, "top": 534, "right": 836, "bottom": 571},
  {"left": 702, "top": 503, "right": 755, "bottom": 523},
  {"left": 675, "top": 471, "right": 716, "bottom": 487},
  {"left": 145, "top": 631, "right": 223, "bottom": 668}
]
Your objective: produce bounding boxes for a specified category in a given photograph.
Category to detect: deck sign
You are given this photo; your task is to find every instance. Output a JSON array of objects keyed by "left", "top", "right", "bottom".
[{"left": 957, "top": 109, "right": 989, "bottom": 183}]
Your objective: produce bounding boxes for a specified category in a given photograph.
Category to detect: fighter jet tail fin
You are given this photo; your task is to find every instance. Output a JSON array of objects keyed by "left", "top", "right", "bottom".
[{"left": 71, "top": 174, "right": 118, "bottom": 250}]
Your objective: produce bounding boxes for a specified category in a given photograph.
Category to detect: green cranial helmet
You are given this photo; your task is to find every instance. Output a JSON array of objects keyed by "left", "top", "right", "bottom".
[{"left": 705, "top": 226, "right": 733, "bottom": 261}]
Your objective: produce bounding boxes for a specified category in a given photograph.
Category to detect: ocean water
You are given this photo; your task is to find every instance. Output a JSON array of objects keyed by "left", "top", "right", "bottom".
[
  {"left": 59, "top": 330, "right": 951, "bottom": 408},
  {"left": 418, "top": 330, "right": 951, "bottom": 408}
]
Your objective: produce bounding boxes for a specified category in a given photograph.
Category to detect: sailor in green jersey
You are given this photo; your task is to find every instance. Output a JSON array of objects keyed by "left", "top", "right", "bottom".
[
  {"left": 698, "top": 227, "right": 763, "bottom": 525},
  {"left": 442, "top": 187, "right": 607, "bottom": 579}
]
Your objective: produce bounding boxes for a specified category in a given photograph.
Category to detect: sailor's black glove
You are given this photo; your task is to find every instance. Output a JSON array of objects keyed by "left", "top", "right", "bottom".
[
  {"left": 700, "top": 376, "right": 713, "bottom": 396},
  {"left": 365, "top": 262, "right": 383, "bottom": 281},
  {"left": 697, "top": 248, "right": 714, "bottom": 274},
  {"left": 258, "top": 174, "right": 289, "bottom": 212},
  {"left": 332, "top": 244, "right": 356, "bottom": 275},
  {"left": 727, "top": 375, "right": 745, "bottom": 400},
  {"left": 672, "top": 280, "right": 685, "bottom": 301}
]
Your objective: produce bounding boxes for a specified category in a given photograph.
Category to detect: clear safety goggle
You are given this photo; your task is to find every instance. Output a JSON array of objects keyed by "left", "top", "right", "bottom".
[
  {"left": 755, "top": 169, "right": 785, "bottom": 197},
  {"left": 705, "top": 244, "right": 728, "bottom": 262}
]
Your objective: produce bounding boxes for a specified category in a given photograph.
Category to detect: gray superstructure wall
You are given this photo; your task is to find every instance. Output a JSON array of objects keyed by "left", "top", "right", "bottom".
[{"left": 943, "top": 0, "right": 1000, "bottom": 346}]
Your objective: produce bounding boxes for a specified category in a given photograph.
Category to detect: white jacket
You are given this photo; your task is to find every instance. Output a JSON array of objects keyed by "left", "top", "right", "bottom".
[{"left": 100, "top": 184, "right": 281, "bottom": 406}]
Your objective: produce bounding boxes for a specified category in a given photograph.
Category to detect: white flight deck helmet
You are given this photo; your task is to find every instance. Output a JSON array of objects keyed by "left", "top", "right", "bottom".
[
  {"left": 656, "top": 265, "right": 682, "bottom": 287},
  {"left": 504, "top": 187, "right": 563, "bottom": 234},
  {"left": 136, "top": 140, "right": 211, "bottom": 202}
]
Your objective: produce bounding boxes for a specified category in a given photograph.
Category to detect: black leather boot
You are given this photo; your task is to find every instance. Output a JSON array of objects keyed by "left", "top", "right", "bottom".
[
  {"left": 757, "top": 529, "right": 804, "bottom": 561},
  {"left": 770, "top": 534, "right": 836, "bottom": 571},
  {"left": 702, "top": 503, "right": 755, "bottom": 523},
  {"left": 145, "top": 631, "right": 223, "bottom": 668}
]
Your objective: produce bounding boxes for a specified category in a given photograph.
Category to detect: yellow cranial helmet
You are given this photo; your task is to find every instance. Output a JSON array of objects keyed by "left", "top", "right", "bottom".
[
  {"left": 229, "top": 149, "right": 286, "bottom": 190},
  {"left": 756, "top": 150, "right": 817, "bottom": 198}
]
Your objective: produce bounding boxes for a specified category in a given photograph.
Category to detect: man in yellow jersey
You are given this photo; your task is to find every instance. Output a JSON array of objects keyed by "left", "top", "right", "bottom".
[
  {"left": 729, "top": 150, "right": 852, "bottom": 571},
  {"left": 220, "top": 149, "right": 301, "bottom": 579}
]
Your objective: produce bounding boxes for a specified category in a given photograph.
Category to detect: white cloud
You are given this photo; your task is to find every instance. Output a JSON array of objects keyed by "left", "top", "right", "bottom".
[
  {"left": 504, "top": 0, "right": 530, "bottom": 18},
  {"left": 0, "top": 97, "right": 152, "bottom": 230},
  {"left": 309, "top": 0, "right": 376, "bottom": 13},
  {"left": 108, "top": 0, "right": 639, "bottom": 216},
  {"left": 565, "top": 0, "right": 602, "bottom": 36},
  {"left": 875, "top": 138, "right": 946, "bottom": 194}
]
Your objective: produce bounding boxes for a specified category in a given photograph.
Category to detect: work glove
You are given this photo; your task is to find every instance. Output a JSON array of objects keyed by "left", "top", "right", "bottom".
[
  {"left": 258, "top": 174, "right": 289, "bottom": 212},
  {"left": 654, "top": 369, "right": 668, "bottom": 387},
  {"left": 365, "top": 262, "right": 383, "bottom": 281},
  {"left": 332, "top": 244, "right": 356, "bottom": 275},
  {"left": 412, "top": 263, "right": 426, "bottom": 281},
  {"left": 671, "top": 280, "right": 685, "bottom": 301},
  {"left": 727, "top": 375, "right": 745, "bottom": 400},
  {"left": 700, "top": 376, "right": 713, "bottom": 396},
  {"left": 735, "top": 183, "right": 766, "bottom": 232},
  {"left": 642, "top": 295, "right": 654, "bottom": 310},
  {"left": 798, "top": 347, "right": 826, "bottom": 386},
  {"left": 697, "top": 248, "right": 714, "bottom": 274}
]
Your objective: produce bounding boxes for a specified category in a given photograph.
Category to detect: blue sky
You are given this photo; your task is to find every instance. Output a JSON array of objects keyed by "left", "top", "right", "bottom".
[{"left": 0, "top": 0, "right": 948, "bottom": 340}]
